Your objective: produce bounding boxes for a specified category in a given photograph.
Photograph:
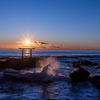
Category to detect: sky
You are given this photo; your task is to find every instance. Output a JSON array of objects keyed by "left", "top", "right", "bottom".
[{"left": 0, "top": 0, "right": 100, "bottom": 49}]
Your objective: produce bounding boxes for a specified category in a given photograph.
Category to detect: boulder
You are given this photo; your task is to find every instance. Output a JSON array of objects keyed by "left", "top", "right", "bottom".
[
  {"left": 92, "top": 63, "right": 99, "bottom": 66},
  {"left": 72, "top": 60, "right": 99, "bottom": 66},
  {"left": 73, "top": 63, "right": 81, "bottom": 68},
  {"left": 69, "top": 68, "right": 90, "bottom": 83},
  {"left": 96, "top": 79, "right": 100, "bottom": 88},
  {"left": 88, "top": 75, "right": 100, "bottom": 84}
]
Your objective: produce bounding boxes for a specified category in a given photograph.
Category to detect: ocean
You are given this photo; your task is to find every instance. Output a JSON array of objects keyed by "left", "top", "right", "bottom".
[
  {"left": 0, "top": 49, "right": 100, "bottom": 57},
  {"left": 0, "top": 49, "right": 100, "bottom": 100}
]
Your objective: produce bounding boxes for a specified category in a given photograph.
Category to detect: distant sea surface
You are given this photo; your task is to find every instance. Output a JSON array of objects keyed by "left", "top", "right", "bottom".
[
  {"left": 0, "top": 49, "right": 100, "bottom": 99},
  {"left": 0, "top": 49, "right": 100, "bottom": 57}
]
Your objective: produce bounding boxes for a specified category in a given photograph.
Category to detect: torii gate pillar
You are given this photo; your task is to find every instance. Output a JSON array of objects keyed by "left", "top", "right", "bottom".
[{"left": 19, "top": 48, "right": 35, "bottom": 59}]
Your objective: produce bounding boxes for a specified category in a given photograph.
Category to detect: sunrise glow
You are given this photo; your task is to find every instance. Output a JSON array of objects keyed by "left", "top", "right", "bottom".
[
  {"left": 25, "top": 40, "right": 30, "bottom": 45},
  {"left": 0, "top": 0, "right": 100, "bottom": 49}
]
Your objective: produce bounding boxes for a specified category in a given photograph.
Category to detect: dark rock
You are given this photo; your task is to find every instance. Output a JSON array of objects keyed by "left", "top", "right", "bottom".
[
  {"left": 72, "top": 60, "right": 99, "bottom": 66},
  {"left": 88, "top": 75, "right": 100, "bottom": 84},
  {"left": 92, "top": 63, "right": 99, "bottom": 66},
  {"left": 73, "top": 63, "right": 81, "bottom": 68},
  {"left": 96, "top": 79, "right": 100, "bottom": 88},
  {"left": 69, "top": 68, "right": 90, "bottom": 83},
  {"left": 82, "top": 60, "right": 92, "bottom": 65},
  {"left": 0, "top": 58, "right": 41, "bottom": 70},
  {"left": 71, "top": 57, "right": 78, "bottom": 58}
]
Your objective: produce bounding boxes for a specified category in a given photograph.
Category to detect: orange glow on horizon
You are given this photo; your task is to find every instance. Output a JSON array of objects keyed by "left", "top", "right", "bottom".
[{"left": 0, "top": 37, "right": 100, "bottom": 49}]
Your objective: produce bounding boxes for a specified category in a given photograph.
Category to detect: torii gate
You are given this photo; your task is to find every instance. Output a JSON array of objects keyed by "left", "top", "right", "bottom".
[{"left": 19, "top": 48, "right": 35, "bottom": 59}]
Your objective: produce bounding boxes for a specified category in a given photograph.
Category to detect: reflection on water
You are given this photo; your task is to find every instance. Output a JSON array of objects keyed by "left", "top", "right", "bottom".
[
  {"left": 24, "top": 49, "right": 30, "bottom": 57},
  {"left": 0, "top": 81, "right": 59, "bottom": 99},
  {"left": 1, "top": 75, "right": 100, "bottom": 99},
  {"left": 1, "top": 49, "right": 100, "bottom": 57},
  {"left": 40, "top": 83, "right": 59, "bottom": 99},
  {"left": 1, "top": 50, "right": 100, "bottom": 99}
]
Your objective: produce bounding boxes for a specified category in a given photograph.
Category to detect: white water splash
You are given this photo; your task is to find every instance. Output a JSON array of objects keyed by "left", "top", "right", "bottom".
[
  {"left": 2, "top": 57, "right": 70, "bottom": 82},
  {"left": 37, "top": 57, "right": 59, "bottom": 76}
]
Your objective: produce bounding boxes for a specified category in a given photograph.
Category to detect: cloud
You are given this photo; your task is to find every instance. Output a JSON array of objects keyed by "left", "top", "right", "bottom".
[
  {"left": 16, "top": 40, "right": 65, "bottom": 49},
  {"left": 52, "top": 45, "right": 61, "bottom": 48},
  {"left": 40, "top": 42, "right": 49, "bottom": 44},
  {"left": 34, "top": 41, "right": 37, "bottom": 43}
]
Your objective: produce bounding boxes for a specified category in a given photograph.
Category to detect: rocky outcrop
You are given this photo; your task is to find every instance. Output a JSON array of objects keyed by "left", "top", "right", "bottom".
[
  {"left": 92, "top": 63, "right": 99, "bottom": 66},
  {"left": 88, "top": 75, "right": 100, "bottom": 84},
  {"left": 72, "top": 63, "right": 81, "bottom": 68},
  {"left": 69, "top": 68, "right": 90, "bottom": 83},
  {"left": 0, "top": 58, "right": 41, "bottom": 70},
  {"left": 96, "top": 79, "right": 100, "bottom": 88},
  {"left": 72, "top": 60, "right": 99, "bottom": 67},
  {"left": 88, "top": 75, "right": 100, "bottom": 88}
]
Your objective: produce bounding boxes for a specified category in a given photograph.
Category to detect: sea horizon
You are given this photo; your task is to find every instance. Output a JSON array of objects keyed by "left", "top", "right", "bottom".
[{"left": 0, "top": 0, "right": 100, "bottom": 99}]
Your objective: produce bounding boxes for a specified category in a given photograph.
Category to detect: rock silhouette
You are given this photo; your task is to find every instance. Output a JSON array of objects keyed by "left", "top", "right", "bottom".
[
  {"left": 70, "top": 68, "right": 90, "bottom": 83},
  {"left": 72, "top": 60, "right": 99, "bottom": 67}
]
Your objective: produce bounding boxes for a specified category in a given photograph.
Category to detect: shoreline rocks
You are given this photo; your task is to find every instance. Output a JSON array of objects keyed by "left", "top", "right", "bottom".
[
  {"left": 88, "top": 75, "right": 100, "bottom": 88},
  {"left": 72, "top": 60, "right": 99, "bottom": 67},
  {"left": 88, "top": 75, "right": 100, "bottom": 84},
  {"left": 69, "top": 68, "right": 90, "bottom": 83},
  {"left": 0, "top": 58, "right": 41, "bottom": 70}
]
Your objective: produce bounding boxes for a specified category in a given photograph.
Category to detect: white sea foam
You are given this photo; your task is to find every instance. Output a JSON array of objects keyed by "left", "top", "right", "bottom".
[
  {"left": 22, "top": 63, "right": 70, "bottom": 82},
  {"left": 2, "top": 57, "right": 70, "bottom": 82},
  {"left": 36, "top": 57, "right": 60, "bottom": 75}
]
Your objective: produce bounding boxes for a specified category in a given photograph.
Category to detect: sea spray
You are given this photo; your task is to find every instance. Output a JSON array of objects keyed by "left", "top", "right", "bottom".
[
  {"left": 38, "top": 57, "right": 60, "bottom": 76},
  {"left": 2, "top": 57, "right": 70, "bottom": 82},
  {"left": 20, "top": 57, "right": 60, "bottom": 75},
  {"left": 22, "top": 57, "right": 60, "bottom": 82}
]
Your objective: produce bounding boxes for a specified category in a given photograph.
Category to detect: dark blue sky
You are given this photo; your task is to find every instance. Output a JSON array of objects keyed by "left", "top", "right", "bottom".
[{"left": 0, "top": 0, "right": 100, "bottom": 49}]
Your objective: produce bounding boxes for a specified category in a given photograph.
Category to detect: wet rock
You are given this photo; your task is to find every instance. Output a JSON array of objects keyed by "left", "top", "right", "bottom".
[
  {"left": 69, "top": 68, "right": 90, "bottom": 83},
  {"left": 73, "top": 63, "right": 81, "bottom": 68},
  {"left": 96, "top": 79, "right": 100, "bottom": 88},
  {"left": 88, "top": 75, "right": 100, "bottom": 88},
  {"left": 81, "top": 60, "right": 92, "bottom": 65},
  {"left": 0, "top": 58, "right": 41, "bottom": 70},
  {"left": 71, "top": 56, "right": 78, "bottom": 58},
  {"left": 88, "top": 75, "right": 100, "bottom": 84},
  {"left": 92, "top": 63, "right": 99, "bottom": 66},
  {"left": 72, "top": 60, "right": 99, "bottom": 66}
]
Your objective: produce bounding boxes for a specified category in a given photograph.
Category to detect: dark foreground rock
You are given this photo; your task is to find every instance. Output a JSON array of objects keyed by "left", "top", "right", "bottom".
[
  {"left": 69, "top": 68, "right": 90, "bottom": 83},
  {"left": 92, "top": 63, "right": 99, "bottom": 66},
  {"left": 96, "top": 79, "right": 100, "bottom": 88},
  {"left": 0, "top": 58, "right": 41, "bottom": 70},
  {"left": 88, "top": 75, "right": 100, "bottom": 88},
  {"left": 72, "top": 60, "right": 99, "bottom": 67},
  {"left": 88, "top": 75, "right": 100, "bottom": 84},
  {"left": 72, "top": 63, "right": 81, "bottom": 68}
]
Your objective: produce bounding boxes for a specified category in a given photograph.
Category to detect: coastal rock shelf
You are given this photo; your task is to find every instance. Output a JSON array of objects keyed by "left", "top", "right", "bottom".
[
  {"left": 72, "top": 60, "right": 99, "bottom": 68},
  {"left": 70, "top": 68, "right": 90, "bottom": 83},
  {"left": 0, "top": 58, "right": 41, "bottom": 70},
  {"left": 88, "top": 75, "right": 100, "bottom": 88}
]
